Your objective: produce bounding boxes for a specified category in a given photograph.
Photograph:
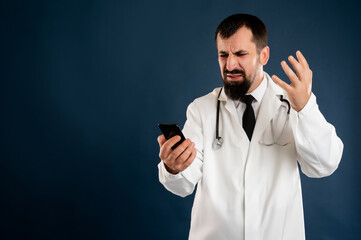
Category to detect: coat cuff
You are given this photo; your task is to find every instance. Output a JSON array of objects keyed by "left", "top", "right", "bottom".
[
  {"left": 158, "top": 161, "right": 183, "bottom": 181},
  {"left": 298, "top": 93, "right": 316, "bottom": 118}
]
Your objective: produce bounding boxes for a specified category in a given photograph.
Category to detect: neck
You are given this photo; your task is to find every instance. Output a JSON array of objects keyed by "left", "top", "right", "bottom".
[{"left": 247, "top": 68, "right": 264, "bottom": 93}]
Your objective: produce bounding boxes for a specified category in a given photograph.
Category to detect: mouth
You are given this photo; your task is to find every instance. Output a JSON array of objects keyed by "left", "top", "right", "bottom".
[{"left": 226, "top": 74, "right": 244, "bottom": 81}]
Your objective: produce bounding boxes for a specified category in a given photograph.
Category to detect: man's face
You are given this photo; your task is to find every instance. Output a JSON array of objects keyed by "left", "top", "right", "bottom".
[{"left": 216, "top": 26, "right": 262, "bottom": 100}]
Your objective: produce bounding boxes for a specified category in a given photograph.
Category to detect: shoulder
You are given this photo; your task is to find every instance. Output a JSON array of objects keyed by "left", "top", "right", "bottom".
[
  {"left": 188, "top": 87, "right": 222, "bottom": 111},
  {"left": 264, "top": 72, "right": 286, "bottom": 95},
  {"left": 184, "top": 88, "right": 221, "bottom": 129},
  {"left": 263, "top": 71, "right": 290, "bottom": 101}
]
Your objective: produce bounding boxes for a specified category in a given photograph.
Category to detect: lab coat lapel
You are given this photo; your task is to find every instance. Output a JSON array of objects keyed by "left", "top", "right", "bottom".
[
  {"left": 218, "top": 87, "right": 245, "bottom": 139},
  {"left": 252, "top": 77, "right": 282, "bottom": 142},
  {"left": 219, "top": 87, "right": 240, "bottom": 125},
  {"left": 218, "top": 88, "right": 234, "bottom": 114}
]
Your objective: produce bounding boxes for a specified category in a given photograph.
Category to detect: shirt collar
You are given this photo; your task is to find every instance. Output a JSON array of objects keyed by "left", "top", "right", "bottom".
[{"left": 249, "top": 73, "right": 267, "bottom": 103}]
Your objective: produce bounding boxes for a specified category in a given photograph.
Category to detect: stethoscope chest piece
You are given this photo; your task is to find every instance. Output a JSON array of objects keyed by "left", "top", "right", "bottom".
[{"left": 212, "top": 137, "right": 224, "bottom": 150}]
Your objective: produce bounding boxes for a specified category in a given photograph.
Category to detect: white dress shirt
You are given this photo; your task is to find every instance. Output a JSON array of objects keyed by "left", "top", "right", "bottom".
[{"left": 234, "top": 74, "right": 267, "bottom": 125}]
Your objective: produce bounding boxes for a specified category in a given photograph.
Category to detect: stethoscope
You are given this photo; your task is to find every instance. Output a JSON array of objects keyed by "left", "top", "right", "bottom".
[{"left": 212, "top": 87, "right": 291, "bottom": 150}]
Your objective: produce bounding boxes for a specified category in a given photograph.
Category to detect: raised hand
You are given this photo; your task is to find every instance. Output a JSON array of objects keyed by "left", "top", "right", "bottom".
[{"left": 272, "top": 50, "right": 312, "bottom": 112}]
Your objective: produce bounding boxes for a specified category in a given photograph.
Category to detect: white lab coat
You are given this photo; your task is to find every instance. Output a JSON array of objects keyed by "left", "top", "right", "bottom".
[{"left": 158, "top": 72, "right": 343, "bottom": 240}]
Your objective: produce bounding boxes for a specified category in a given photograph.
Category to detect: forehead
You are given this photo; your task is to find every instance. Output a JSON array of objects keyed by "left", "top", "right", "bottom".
[{"left": 216, "top": 26, "right": 256, "bottom": 52}]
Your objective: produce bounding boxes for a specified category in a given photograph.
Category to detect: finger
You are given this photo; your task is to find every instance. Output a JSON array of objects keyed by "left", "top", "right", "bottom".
[
  {"left": 180, "top": 148, "right": 197, "bottom": 170},
  {"left": 281, "top": 61, "right": 299, "bottom": 84},
  {"left": 175, "top": 142, "right": 195, "bottom": 164},
  {"left": 163, "top": 135, "right": 182, "bottom": 149},
  {"left": 169, "top": 139, "right": 192, "bottom": 160},
  {"left": 272, "top": 75, "right": 292, "bottom": 92},
  {"left": 157, "top": 135, "right": 166, "bottom": 148},
  {"left": 288, "top": 55, "right": 304, "bottom": 79},
  {"left": 296, "top": 50, "right": 309, "bottom": 69},
  {"left": 159, "top": 135, "right": 181, "bottom": 159}
]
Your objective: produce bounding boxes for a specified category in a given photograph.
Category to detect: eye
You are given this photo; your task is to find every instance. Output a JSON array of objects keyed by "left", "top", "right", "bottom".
[
  {"left": 219, "top": 54, "right": 228, "bottom": 58},
  {"left": 236, "top": 53, "right": 246, "bottom": 57}
]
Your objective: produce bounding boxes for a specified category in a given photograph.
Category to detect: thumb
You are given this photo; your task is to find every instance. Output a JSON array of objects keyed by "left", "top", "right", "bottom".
[
  {"left": 157, "top": 135, "right": 166, "bottom": 148},
  {"left": 272, "top": 75, "right": 291, "bottom": 92}
]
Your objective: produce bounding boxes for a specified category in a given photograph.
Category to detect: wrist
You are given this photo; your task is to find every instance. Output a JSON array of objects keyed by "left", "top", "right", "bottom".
[
  {"left": 164, "top": 162, "right": 179, "bottom": 175},
  {"left": 293, "top": 93, "right": 311, "bottom": 112}
]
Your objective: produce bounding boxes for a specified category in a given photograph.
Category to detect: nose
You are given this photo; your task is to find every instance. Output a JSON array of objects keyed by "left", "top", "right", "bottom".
[{"left": 226, "top": 54, "right": 237, "bottom": 71}]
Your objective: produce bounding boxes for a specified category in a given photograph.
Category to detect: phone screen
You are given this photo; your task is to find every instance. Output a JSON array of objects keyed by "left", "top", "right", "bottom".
[{"left": 158, "top": 123, "right": 186, "bottom": 150}]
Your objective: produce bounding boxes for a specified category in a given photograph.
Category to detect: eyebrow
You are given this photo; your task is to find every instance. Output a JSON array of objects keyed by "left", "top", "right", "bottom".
[
  {"left": 218, "top": 50, "right": 248, "bottom": 54},
  {"left": 234, "top": 50, "right": 248, "bottom": 54}
]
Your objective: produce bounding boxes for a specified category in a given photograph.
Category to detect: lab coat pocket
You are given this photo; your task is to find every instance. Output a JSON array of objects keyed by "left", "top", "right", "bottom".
[{"left": 259, "top": 105, "right": 293, "bottom": 147}]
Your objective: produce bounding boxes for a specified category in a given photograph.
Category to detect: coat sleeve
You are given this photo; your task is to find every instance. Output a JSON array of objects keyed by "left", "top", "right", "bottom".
[
  {"left": 291, "top": 93, "right": 344, "bottom": 178},
  {"left": 158, "top": 100, "right": 204, "bottom": 197}
]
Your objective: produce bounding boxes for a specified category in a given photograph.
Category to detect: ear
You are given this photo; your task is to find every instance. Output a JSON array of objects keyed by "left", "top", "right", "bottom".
[{"left": 259, "top": 46, "right": 270, "bottom": 66}]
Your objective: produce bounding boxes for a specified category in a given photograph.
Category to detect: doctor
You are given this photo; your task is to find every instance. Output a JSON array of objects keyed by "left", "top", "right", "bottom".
[{"left": 157, "top": 14, "right": 343, "bottom": 240}]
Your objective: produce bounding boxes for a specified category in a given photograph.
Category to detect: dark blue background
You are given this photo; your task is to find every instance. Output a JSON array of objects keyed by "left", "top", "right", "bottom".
[{"left": 1, "top": 0, "right": 360, "bottom": 239}]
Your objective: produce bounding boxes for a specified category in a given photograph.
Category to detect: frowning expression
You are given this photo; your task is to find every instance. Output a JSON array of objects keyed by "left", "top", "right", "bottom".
[{"left": 216, "top": 26, "right": 262, "bottom": 94}]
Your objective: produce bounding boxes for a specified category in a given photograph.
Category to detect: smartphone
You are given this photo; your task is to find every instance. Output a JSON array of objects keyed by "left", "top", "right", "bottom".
[{"left": 158, "top": 123, "right": 186, "bottom": 150}]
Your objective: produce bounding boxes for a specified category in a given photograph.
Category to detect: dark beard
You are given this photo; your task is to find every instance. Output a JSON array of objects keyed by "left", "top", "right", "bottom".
[{"left": 222, "top": 70, "right": 252, "bottom": 101}]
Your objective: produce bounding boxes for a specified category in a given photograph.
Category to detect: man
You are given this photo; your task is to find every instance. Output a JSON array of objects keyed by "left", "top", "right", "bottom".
[{"left": 157, "top": 14, "right": 343, "bottom": 240}]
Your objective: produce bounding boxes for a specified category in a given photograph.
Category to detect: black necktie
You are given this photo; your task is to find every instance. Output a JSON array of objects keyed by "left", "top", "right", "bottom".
[{"left": 242, "top": 95, "right": 255, "bottom": 141}]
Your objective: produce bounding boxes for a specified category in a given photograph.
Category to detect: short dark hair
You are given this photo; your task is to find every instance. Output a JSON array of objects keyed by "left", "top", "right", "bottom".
[{"left": 215, "top": 14, "right": 267, "bottom": 53}]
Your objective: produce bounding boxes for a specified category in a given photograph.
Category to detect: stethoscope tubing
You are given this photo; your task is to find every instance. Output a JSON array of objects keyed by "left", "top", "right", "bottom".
[
  {"left": 213, "top": 88, "right": 224, "bottom": 149},
  {"left": 213, "top": 87, "right": 291, "bottom": 149},
  {"left": 215, "top": 87, "right": 223, "bottom": 140}
]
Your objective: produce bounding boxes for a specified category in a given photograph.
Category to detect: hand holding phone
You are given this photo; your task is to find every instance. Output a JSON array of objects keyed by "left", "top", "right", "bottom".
[
  {"left": 157, "top": 123, "right": 197, "bottom": 174},
  {"left": 158, "top": 123, "right": 186, "bottom": 150}
]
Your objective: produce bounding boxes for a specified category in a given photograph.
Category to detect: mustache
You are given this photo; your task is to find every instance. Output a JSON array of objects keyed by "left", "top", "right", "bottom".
[{"left": 224, "top": 69, "right": 245, "bottom": 75}]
